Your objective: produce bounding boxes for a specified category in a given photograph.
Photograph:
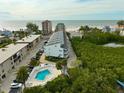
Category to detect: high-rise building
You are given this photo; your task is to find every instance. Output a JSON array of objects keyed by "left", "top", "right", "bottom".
[
  {"left": 42, "top": 20, "right": 52, "bottom": 35},
  {"left": 55, "top": 23, "right": 65, "bottom": 32}
]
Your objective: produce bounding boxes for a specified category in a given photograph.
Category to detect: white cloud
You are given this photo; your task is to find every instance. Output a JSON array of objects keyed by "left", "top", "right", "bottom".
[{"left": 0, "top": 0, "right": 123, "bottom": 20}]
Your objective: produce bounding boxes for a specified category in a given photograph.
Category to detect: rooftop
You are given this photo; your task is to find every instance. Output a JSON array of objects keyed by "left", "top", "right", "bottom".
[
  {"left": 46, "top": 31, "right": 65, "bottom": 46},
  {"left": 0, "top": 36, "right": 5, "bottom": 39},
  {"left": 42, "top": 20, "right": 51, "bottom": 23},
  {"left": 16, "top": 35, "right": 40, "bottom": 43},
  {"left": 0, "top": 43, "right": 28, "bottom": 64}
]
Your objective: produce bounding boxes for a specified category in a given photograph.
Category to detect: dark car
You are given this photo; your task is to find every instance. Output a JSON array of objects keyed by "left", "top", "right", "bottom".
[{"left": 44, "top": 40, "right": 48, "bottom": 45}]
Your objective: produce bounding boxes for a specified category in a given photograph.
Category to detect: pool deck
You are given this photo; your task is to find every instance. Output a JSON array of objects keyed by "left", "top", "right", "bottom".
[{"left": 26, "top": 64, "right": 61, "bottom": 87}]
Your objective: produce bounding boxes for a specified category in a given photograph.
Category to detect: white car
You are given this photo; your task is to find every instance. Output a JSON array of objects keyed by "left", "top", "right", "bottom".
[{"left": 11, "top": 83, "right": 22, "bottom": 89}]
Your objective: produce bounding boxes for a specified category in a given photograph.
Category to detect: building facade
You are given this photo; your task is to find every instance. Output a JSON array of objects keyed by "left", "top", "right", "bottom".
[
  {"left": 16, "top": 35, "right": 41, "bottom": 50},
  {"left": 0, "top": 43, "right": 28, "bottom": 81},
  {"left": 55, "top": 23, "right": 65, "bottom": 32},
  {"left": 44, "top": 31, "right": 68, "bottom": 58},
  {"left": 42, "top": 20, "right": 52, "bottom": 35},
  {"left": 0, "top": 35, "right": 41, "bottom": 81}
]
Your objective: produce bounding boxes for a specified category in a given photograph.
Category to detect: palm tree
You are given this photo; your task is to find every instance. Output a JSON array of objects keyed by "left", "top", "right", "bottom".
[
  {"left": 16, "top": 66, "right": 28, "bottom": 88},
  {"left": 117, "top": 20, "right": 124, "bottom": 28},
  {"left": 79, "top": 25, "right": 90, "bottom": 39},
  {"left": 26, "top": 22, "right": 39, "bottom": 34},
  {"left": 56, "top": 62, "right": 62, "bottom": 70}
]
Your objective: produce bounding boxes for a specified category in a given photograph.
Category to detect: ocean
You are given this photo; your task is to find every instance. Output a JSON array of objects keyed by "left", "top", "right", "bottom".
[{"left": 0, "top": 20, "right": 118, "bottom": 31}]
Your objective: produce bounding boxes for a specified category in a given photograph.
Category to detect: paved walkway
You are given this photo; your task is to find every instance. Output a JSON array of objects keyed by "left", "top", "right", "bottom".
[
  {"left": 1, "top": 36, "right": 49, "bottom": 93},
  {"left": 67, "top": 37, "right": 77, "bottom": 68}
]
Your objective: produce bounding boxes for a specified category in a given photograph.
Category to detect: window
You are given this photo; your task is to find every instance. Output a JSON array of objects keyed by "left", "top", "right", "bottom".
[
  {"left": 2, "top": 70, "right": 4, "bottom": 73},
  {"left": 2, "top": 74, "right": 6, "bottom": 79},
  {"left": 12, "top": 66, "right": 15, "bottom": 69},
  {"left": 59, "top": 50, "right": 62, "bottom": 52}
]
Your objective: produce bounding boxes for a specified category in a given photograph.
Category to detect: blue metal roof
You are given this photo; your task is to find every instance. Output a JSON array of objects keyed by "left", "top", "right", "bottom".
[{"left": 46, "top": 31, "right": 64, "bottom": 46}]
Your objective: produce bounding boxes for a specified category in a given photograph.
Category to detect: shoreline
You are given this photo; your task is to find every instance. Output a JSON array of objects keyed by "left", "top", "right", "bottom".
[{"left": 0, "top": 20, "right": 118, "bottom": 31}]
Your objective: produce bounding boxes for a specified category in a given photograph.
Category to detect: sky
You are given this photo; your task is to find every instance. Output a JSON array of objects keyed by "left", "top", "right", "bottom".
[{"left": 0, "top": 0, "right": 124, "bottom": 20}]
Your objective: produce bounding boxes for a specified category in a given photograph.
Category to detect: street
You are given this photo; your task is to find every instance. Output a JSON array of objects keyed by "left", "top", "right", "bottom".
[{"left": 1, "top": 36, "right": 49, "bottom": 93}]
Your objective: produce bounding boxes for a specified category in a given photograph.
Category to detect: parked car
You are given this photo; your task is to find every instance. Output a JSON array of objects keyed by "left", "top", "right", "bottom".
[
  {"left": 11, "top": 83, "right": 22, "bottom": 89},
  {"left": 39, "top": 49, "right": 44, "bottom": 53},
  {"left": 44, "top": 40, "right": 47, "bottom": 45}
]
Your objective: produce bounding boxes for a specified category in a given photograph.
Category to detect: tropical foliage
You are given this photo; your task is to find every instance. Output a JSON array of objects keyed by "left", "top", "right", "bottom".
[
  {"left": 82, "top": 31, "right": 124, "bottom": 45},
  {"left": 79, "top": 25, "right": 90, "bottom": 39},
  {"left": 16, "top": 66, "right": 28, "bottom": 87},
  {"left": 0, "top": 38, "right": 13, "bottom": 48},
  {"left": 26, "top": 22, "right": 41, "bottom": 34},
  {"left": 13, "top": 30, "right": 28, "bottom": 39},
  {"left": 29, "top": 60, "right": 40, "bottom": 67},
  {"left": 117, "top": 20, "right": 124, "bottom": 27}
]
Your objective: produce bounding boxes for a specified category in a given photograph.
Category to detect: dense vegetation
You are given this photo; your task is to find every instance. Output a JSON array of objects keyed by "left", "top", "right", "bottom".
[
  {"left": 13, "top": 31, "right": 28, "bottom": 39},
  {"left": 117, "top": 20, "right": 124, "bottom": 27},
  {"left": 16, "top": 66, "right": 29, "bottom": 88},
  {"left": 24, "top": 31, "right": 124, "bottom": 93},
  {"left": 82, "top": 31, "right": 124, "bottom": 45},
  {"left": 26, "top": 22, "right": 41, "bottom": 34},
  {"left": 29, "top": 59, "right": 40, "bottom": 67},
  {"left": 0, "top": 38, "right": 13, "bottom": 48}
]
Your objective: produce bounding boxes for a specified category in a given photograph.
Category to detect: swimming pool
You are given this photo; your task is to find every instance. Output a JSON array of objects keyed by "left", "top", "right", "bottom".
[{"left": 35, "top": 69, "right": 51, "bottom": 80}]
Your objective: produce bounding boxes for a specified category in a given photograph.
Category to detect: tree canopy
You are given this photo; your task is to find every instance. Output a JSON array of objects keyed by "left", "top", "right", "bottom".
[
  {"left": 117, "top": 20, "right": 124, "bottom": 27},
  {"left": 26, "top": 22, "right": 40, "bottom": 34},
  {"left": 16, "top": 66, "right": 28, "bottom": 87}
]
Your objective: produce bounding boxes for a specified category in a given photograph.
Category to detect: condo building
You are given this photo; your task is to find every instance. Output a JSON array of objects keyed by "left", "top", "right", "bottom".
[
  {"left": 55, "top": 23, "right": 65, "bottom": 32},
  {"left": 42, "top": 20, "right": 52, "bottom": 35},
  {"left": 44, "top": 31, "right": 68, "bottom": 58},
  {"left": 0, "top": 35, "right": 41, "bottom": 81},
  {"left": 16, "top": 35, "right": 41, "bottom": 50},
  {"left": 0, "top": 43, "right": 28, "bottom": 80}
]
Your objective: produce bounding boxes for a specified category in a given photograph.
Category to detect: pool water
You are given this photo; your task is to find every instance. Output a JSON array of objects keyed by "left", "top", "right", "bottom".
[{"left": 35, "top": 69, "right": 50, "bottom": 80}]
